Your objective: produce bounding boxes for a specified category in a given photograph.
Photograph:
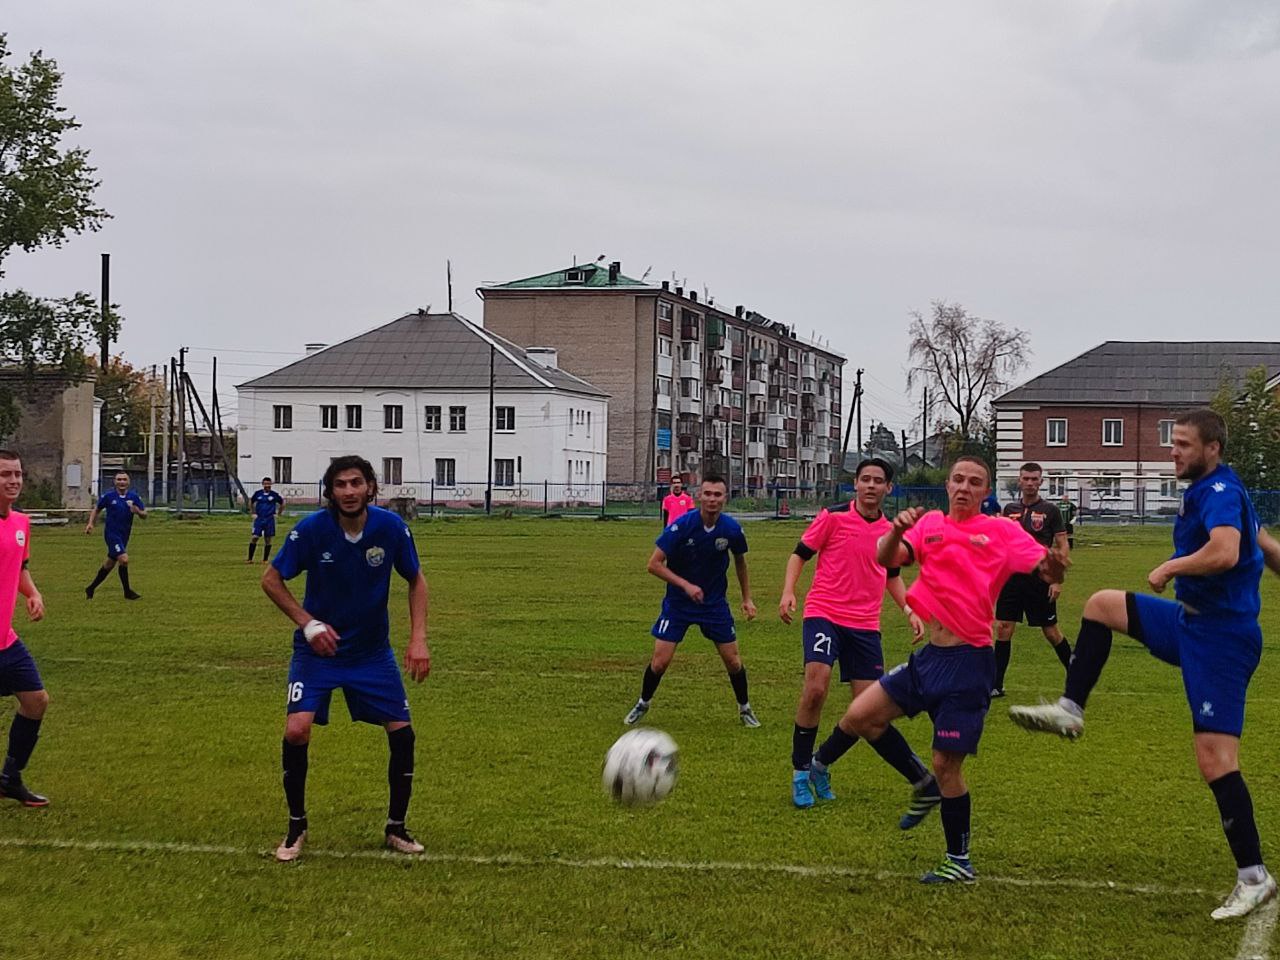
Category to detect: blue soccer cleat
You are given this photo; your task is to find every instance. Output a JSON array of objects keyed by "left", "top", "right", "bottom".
[
  {"left": 791, "top": 770, "right": 815, "bottom": 809},
  {"left": 899, "top": 779, "right": 942, "bottom": 830},
  {"left": 808, "top": 759, "right": 835, "bottom": 801},
  {"left": 920, "top": 856, "right": 977, "bottom": 885}
]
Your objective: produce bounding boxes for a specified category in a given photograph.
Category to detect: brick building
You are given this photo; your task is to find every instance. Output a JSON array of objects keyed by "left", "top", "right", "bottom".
[
  {"left": 992, "top": 341, "right": 1280, "bottom": 511},
  {"left": 479, "top": 262, "right": 845, "bottom": 492}
]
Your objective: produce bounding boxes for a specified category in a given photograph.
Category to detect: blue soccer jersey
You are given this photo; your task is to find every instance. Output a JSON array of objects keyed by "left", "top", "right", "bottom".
[
  {"left": 655, "top": 509, "right": 748, "bottom": 615},
  {"left": 251, "top": 489, "right": 284, "bottom": 519},
  {"left": 97, "top": 489, "right": 145, "bottom": 540},
  {"left": 271, "top": 505, "right": 421, "bottom": 659},
  {"left": 1173, "top": 463, "right": 1263, "bottom": 619}
]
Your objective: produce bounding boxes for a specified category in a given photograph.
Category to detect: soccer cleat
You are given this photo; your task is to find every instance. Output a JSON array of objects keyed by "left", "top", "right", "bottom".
[
  {"left": 899, "top": 781, "right": 943, "bottom": 830},
  {"left": 0, "top": 775, "right": 49, "bottom": 807},
  {"left": 791, "top": 770, "right": 815, "bottom": 808},
  {"left": 124, "top": 591, "right": 141, "bottom": 601},
  {"left": 1212, "top": 874, "right": 1277, "bottom": 920},
  {"left": 808, "top": 760, "right": 835, "bottom": 801},
  {"left": 1008, "top": 700, "right": 1084, "bottom": 739},
  {"left": 990, "top": 687, "right": 1005, "bottom": 699},
  {"left": 85, "top": 585, "right": 95, "bottom": 600},
  {"left": 275, "top": 826, "right": 306, "bottom": 862},
  {"left": 385, "top": 824, "right": 424, "bottom": 855},
  {"left": 921, "top": 856, "right": 977, "bottom": 885},
  {"left": 623, "top": 700, "right": 649, "bottom": 725},
  {"left": 739, "top": 705, "right": 761, "bottom": 728}
]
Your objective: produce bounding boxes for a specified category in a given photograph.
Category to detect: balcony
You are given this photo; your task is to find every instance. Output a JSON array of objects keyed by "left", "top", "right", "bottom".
[
  {"left": 731, "top": 374, "right": 744, "bottom": 390},
  {"left": 679, "top": 396, "right": 703, "bottom": 415},
  {"left": 680, "top": 322, "right": 699, "bottom": 341},
  {"left": 800, "top": 445, "right": 816, "bottom": 461},
  {"left": 801, "top": 361, "right": 817, "bottom": 379},
  {"left": 705, "top": 364, "right": 724, "bottom": 383},
  {"left": 768, "top": 385, "right": 785, "bottom": 399},
  {"left": 801, "top": 378, "right": 816, "bottom": 395},
  {"left": 748, "top": 411, "right": 765, "bottom": 426},
  {"left": 747, "top": 380, "right": 766, "bottom": 397},
  {"left": 679, "top": 359, "right": 701, "bottom": 379},
  {"left": 747, "top": 442, "right": 765, "bottom": 459},
  {"left": 678, "top": 433, "right": 696, "bottom": 451},
  {"left": 767, "top": 413, "right": 785, "bottom": 431},
  {"left": 731, "top": 340, "right": 745, "bottom": 359},
  {"left": 767, "top": 445, "right": 783, "bottom": 460},
  {"left": 749, "top": 349, "right": 765, "bottom": 362}
]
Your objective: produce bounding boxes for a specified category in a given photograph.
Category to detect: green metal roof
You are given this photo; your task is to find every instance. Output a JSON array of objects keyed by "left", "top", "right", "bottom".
[{"left": 487, "top": 263, "right": 652, "bottom": 290}]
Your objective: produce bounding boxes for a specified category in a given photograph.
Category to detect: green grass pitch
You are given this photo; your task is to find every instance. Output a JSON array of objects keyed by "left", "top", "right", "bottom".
[{"left": 2, "top": 514, "right": 1279, "bottom": 959}]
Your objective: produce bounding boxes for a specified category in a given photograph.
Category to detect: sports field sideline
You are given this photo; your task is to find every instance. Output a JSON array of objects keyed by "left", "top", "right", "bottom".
[{"left": 2, "top": 515, "right": 1279, "bottom": 960}]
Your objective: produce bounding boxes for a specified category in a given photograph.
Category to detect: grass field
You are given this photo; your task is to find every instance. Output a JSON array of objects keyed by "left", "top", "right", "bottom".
[{"left": 3, "top": 514, "right": 1280, "bottom": 959}]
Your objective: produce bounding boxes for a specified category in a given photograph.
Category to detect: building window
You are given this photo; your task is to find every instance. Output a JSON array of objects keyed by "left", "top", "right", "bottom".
[
  {"left": 435, "top": 458, "right": 455, "bottom": 486},
  {"left": 345, "top": 405, "right": 362, "bottom": 430},
  {"left": 1046, "top": 474, "right": 1067, "bottom": 498},
  {"left": 659, "top": 302, "right": 673, "bottom": 321},
  {"left": 1095, "top": 474, "right": 1121, "bottom": 498},
  {"left": 495, "top": 458, "right": 515, "bottom": 486},
  {"left": 273, "top": 405, "right": 292, "bottom": 430},
  {"left": 424, "top": 405, "right": 441, "bottom": 431},
  {"left": 383, "top": 404, "right": 403, "bottom": 431},
  {"left": 320, "top": 405, "right": 337, "bottom": 430},
  {"left": 1102, "top": 419, "right": 1124, "bottom": 446},
  {"left": 681, "top": 379, "right": 700, "bottom": 399},
  {"left": 1158, "top": 419, "right": 1174, "bottom": 446},
  {"left": 1159, "top": 477, "right": 1178, "bottom": 498},
  {"left": 449, "top": 406, "right": 466, "bottom": 432},
  {"left": 272, "top": 457, "right": 292, "bottom": 483},
  {"left": 382, "top": 457, "right": 402, "bottom": 485},
  {"left": 496, "top": 406, "right": 516, "bottom": 432},
  {"left": 657, "top": 377, "right": 671, "bottom": 397},
  {"left": 1046, "top": 418, "right": 1067, "bottom": 446},
  {"left": 658, "top": 337, "right": 672, "bottom": 357},
  {"left": 680, "top": 342, "right": 700, "bottom": 362},
  {"left": 586, "top": 410, "right": 591, "bottom": 436}
]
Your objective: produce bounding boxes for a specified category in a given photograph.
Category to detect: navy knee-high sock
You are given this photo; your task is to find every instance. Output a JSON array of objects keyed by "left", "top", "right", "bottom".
[
  {"left": 994, "top": 640, "right": 1012, "bottom": 690},
  {"left": 728, "top": 666, "right": 749, "bottom": 706},
  {"left": 814, "top": 724, "right": 859, "bottom": 767},
  {"left": 867, "top": 726, "right": 931, "bottom": 786},
  {"left": 387, "top": 726, "right": 415, "bottom": 824},
  {"left": 2, "top": 715, "right": 41, "bottom": 779},
  {"left": 792, "top": 724, "right": 818, "bottom": 771},
  {"left": 1210, "top": 771, "right": 1264, "bottom": 872},
  {"left": 281, "top": 739, "right": 309, "bottom": 821},
  {"left": 1064, "top": 618, "right": 1112, "bottom": 709},
  {"left": 640, "top": 665, "right": 663, "bottom": 702},
  {"left": 941, "top": 792, "right": 971, "bottom": 860}
]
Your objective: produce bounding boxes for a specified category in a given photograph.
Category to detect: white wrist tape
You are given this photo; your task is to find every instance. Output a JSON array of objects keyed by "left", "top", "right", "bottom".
[{"left": 303, "top": 619, "right": 327, "bottom": 641}]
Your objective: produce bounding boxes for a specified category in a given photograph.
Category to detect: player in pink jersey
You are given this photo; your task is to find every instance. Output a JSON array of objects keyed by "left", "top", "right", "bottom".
[
  {"left": 837, "top": 456, "right": 1066, "bottom": 884},
  {"left": 779, "top": 458, "right": 937, "bottom": 817},
  {"left": 0, "top": 450, "right": 50, "bottom": 807},
  {"left": 661, "top": 476, "right": 696, "bottom": 527}
]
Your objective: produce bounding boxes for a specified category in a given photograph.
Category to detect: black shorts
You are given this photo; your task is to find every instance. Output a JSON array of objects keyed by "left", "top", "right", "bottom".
[{"left": 995, "top": 573, "right": 1057, "bottom": 627}]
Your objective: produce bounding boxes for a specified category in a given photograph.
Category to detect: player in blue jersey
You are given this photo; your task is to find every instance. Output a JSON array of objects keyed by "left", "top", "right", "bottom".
[
  {"left": 1011, "top": 410, "right": 1280, "bottom": 920},
  {"left": 262, "top": 455, "right": 431, "bottom": 862},
  {"left": 623, "top": 473, "right": 760, "bottom": 727},
  {"left": 247, "top": 477, "right": 285, "bottom": 563},
  {"left": 83, "top": 472, "right": 147, "bottom": 600}
]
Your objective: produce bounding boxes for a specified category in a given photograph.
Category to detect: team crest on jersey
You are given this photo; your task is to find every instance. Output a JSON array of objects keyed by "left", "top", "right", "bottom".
[
  {"left": 15, "top": 529, "right": 25, "bottom": 547},
  {"left": 968, "top": 534, "right": 990, "bottom": 546},
  {"left": 1212, "top": 482, "right": 1226, "bottom": 493},
  {"left": 715, "top": 537, "right": 729, "bottom": 551},
  {"left": 289, "top": 530, "right": 299, "bottom": 541},
  {"left": 1030, "top": 513, "right": 1045, "bottom": 532},
  {"left": 365, "top": 546, "right": 386, "bottom": 568}
]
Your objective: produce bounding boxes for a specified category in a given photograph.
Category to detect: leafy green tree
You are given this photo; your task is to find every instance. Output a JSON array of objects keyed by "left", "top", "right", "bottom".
[
  {"left": 1211, "top": 366, "right": 1280, "bottom": 490},
  {"left": 91, "top": 355, "right": 153, "bottom": 453},
  {"left": 0, "top": 33, "right": 113, "bottom": 436}
]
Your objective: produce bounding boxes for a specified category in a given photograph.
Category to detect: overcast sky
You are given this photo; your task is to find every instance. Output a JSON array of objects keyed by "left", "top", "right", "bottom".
[{"left": 6, "top": 0, "right": 1280, "bottom": 438}]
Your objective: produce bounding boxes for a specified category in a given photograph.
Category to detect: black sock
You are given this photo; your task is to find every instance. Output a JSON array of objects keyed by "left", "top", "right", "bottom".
[
  {"left": 994, "top": 640, "right": 1011, "bottom": 690},
  {"left": 118, "top": 565, "right": 132, "bottom": 593},
  {"left": 264, "top": 543, "right": 273, "bottom": 563},
  {"left": 1054, "top": 637, "right": 1073, "bottom": 669},
  {"left": 815, "top": 724, "right": 859, "bottom": 767},
  {"left": 728, "top": 666, "right": 749, "bottom": 707},
  {"left": 2, "top": 715, "right": 42, "bottom": 780},
  {"left": 282, "top": 739, "right": 309, "bottom": 820},
  {"left": 867, "top": 726, "right": 931, "bottom": 785},
  {"left": 792, "top": 724, "right": 818, "bottom": 771},
  {"left": 1209, "top": 771, "right": 1264, "bottom": 871},
  {"left": 1064, "top": 618, "right": 1112, "bottom": 709},
  {"left": 640, "top": 665, "right": 664, "bottom": 702},
  {"left": 87, "top": 566, "right": 110, "bottom": 592},
  {"left": 386, "top": 726, "right": 415, "bottom": 824},
  {"left": 941, "top": 792, "right": 972, "bottom": 860},
  {"left": 248, "top": 541, "right": 258, "bottom": 561}
]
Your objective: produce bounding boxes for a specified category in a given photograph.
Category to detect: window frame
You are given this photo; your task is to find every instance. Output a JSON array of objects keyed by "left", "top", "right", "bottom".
[
  {"left": 1046, "top": 418, "right": 1067, "bottom": 446},
  {"left": 271, "top": 456, "right": 292, "bottom": 483},
  {"left": 449, "top": 405, "right": 467, "bottom": 433},
  {"left": 320, "top": 405, "right": 338, "bottom": 431},
  {"left": 434, "top": 458, "right": 456, "bottom": 486},
  {"left": 273, "top": 405, "right": 293, "bottom": 431},
  {"left": 494, "top": 458, "right": 515, "bottom": 486},
  {"left": 1102, "top": 418, "right": 1124, "bottom": 447},
  {"left": 496, "top": 406, "right": 516, "bottom": 433},
  {"left": 423, "top": 405, "right": 442, "bottom": 432},
  {"left": 1158, "top": 419, "right": 1175, "bottom": 447},
  {"left": 383, "top": 404, "right": 404, "bottom": 432},
  {"left": 382, "top": 457, "right": 403, "bottom": 486},
  {"left": 345, "top": 405, "right": 362, "bottom": 431}
]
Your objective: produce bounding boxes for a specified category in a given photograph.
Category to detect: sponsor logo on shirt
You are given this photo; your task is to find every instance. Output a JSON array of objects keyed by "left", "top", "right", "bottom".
[
  {"left": 925, "top": 535, "right": 942, "bottom": 544},
  {"left": 715, "top": 537, "right": 729, "bottom": 551},
  {"left": 15, "top": 529, "right": 25, "bottom": 547},
  {"left": 365, "top": 546, "right": 386, "bottom": 568},
  {"left": 321, "top": 551, "right": 333, "bottom": 564},
  {"left": 1212, "top": 482, "right": 1226, "bottom": 493},
  {"left": 968, "top": 534, "right": 990, "bottom": 546}
]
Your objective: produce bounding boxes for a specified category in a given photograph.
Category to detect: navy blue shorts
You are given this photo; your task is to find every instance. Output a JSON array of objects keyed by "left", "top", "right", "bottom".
[
  {"left": 1131, "top": 594, "right": 1261, "bottom": 737},
  {"left": 252, "top": 517, "right": 276, "bottom": 538},
  {"left": 879, "top": 643, "right": 995, "bottom": 755},
  {"left": 286, "top": 646, "right": 410, "bottom": 726},
  {"left": 104, "top": 531, "right": 130, "bottom": 560},
  {"left": 802, "top": 618, "right": 884, "bottom": 682},
  {"left": 651, "top": 602, "right": 737, "bottom": 645},
  {"left": 0, "top": 641, "right": 44, "bottom": 696}
]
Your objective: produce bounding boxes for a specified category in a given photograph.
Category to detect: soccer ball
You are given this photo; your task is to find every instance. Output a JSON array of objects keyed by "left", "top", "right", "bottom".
[{"left": 602, "top": 729, "right": 679, "bottom": 807}]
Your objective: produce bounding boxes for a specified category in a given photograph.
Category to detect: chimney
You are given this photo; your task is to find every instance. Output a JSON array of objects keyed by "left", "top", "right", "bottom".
[
  {"left": 526, "top": 347, "right": 559, "bottom": 370},
  {"left": 734, "top": 305, "right": 744, "bottom": 318},
  {"left": 608, "top": 261, "right": 620, "bottom": 284},
  {"left": 661, "top": 280, "right": 670, "bottom": 291},
  {"left": 675, "top": 286, "right": 684, "bottom": 297},
  {"left": 305, "top": 343, "right": 327, "bottom": 356},
  {"left": 689, "top": 290, "right": 698, "bottom": 303}
]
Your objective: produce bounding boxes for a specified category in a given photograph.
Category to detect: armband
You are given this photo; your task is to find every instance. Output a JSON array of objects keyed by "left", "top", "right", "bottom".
[{"left": 793, "top": 542, "right": 817, "bottom": 561}]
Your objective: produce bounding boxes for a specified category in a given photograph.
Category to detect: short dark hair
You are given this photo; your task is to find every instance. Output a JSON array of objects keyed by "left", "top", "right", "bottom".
[
  {"left": 700, "top": 473, "right": 728, "bottom": 490},
  {"left": 949, "top": 455, "right": 992, "bottom": 485},
  {"left": 1019, "top": 462, "right": 1042, "bottom": 474},
  {"left": 854, "top": 457, "right": 895, "bottom": 483},
  {"left": 323, "top": 455, "right": 378, "bottom": 506},
  {"left": 262, "top": 476, "right": 273, "bottom": 483},
  {"left": 0, "top": 449, "right": 21, "bottom": 466},
  {"left": 670, "top": 475, "right": 683, "bottom": 485},
  {"left": 1175, "top": 408, "right": 1228, "bottom": 453}
]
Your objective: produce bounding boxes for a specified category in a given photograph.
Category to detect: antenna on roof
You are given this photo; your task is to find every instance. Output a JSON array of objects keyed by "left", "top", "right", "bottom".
[
  {"left": 447, "top": 259, "right": 453, "bottom": 313},
  {"left": 596, "top": 254, "right": 606, "bottom": 262},
  {"left": 640, "top": 266, "right": 652, "bottom": 281}
]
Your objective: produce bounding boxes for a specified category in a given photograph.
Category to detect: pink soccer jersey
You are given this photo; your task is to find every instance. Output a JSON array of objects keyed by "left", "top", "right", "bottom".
[
  {"left": 901, "top": 511, "right": 1046, "bottom": 647},
  {"left": 0, "top": 509, "right": 31, "bottom": 651},
  {"left": 800, "top": 506, "right": 894, "bottom": 630},
  {"left": 662, "top": 493, "right": 696, "bottom": 526}
]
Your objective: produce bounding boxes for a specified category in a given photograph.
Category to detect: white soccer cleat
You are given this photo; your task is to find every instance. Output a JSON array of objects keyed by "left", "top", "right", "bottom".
[
  {"left": 1212, "top": 874, "right": 1277, "bottom": 920},
  {"left": 1008, "top": 701, "right": 1083, "bottom": 739},
  {"left": 385, "top": 826, "right": 425, "bottom": 855},
  {"left": 275, "top": 829, "right": 306, "bottom": 862}
]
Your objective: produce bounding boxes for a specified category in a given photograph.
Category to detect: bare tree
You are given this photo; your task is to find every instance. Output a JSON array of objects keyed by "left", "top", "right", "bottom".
[{"left": 906, "top": 301, "right": 1030, "bottom": 438}]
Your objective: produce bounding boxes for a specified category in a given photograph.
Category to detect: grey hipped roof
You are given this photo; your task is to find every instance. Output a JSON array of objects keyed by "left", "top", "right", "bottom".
[
  {"left": 994, "top": 341, "right": 1280, "bottom": 406},
  {"left": 237, "top": 312, "right": 607, "bottom": 397}
]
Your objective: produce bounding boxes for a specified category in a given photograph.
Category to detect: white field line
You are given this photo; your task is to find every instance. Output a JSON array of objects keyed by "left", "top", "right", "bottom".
[
  {"left": 0, "top": 835, "right": 1214, "bottom": 899},
  {"left": 1236, "top": 896, "right": 1278, "bottom": 960}
]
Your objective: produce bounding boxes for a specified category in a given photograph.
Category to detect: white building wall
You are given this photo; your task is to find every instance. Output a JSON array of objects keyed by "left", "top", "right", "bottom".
[{"left": 236, "top": 386, "right": 607, "bottom": 493}]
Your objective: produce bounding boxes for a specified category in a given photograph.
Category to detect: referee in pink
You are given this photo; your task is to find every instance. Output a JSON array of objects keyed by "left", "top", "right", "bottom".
[
  {"left": 0, "top": 450, "right": 50, "bottom": 807},
  {"left": 661, "top": 476, "right": 696, "bottom": 527},
  {"left": 841, "top": 456, "right": 1067, "bottom": 884}
]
